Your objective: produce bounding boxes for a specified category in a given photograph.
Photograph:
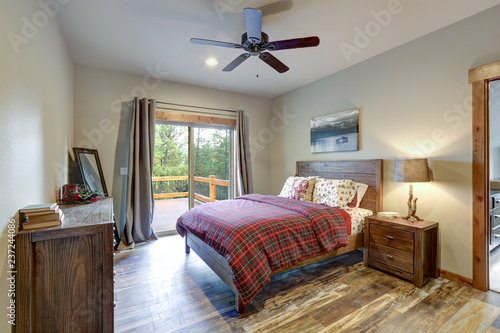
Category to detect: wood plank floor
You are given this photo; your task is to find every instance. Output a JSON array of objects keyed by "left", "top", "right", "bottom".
[{"left": 114, "top": 235, "right": 500, "bottom": 333}]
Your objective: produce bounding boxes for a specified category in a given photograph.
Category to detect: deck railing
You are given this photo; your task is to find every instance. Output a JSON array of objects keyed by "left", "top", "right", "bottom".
[{"left": 152, "top": 176, "right": 229, "bottom": 203}]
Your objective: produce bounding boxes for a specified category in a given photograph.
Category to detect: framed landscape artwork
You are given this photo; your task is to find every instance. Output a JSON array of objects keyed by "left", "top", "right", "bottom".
[{"left": 310, "top": 109, "right": 359, "bottom": 153}]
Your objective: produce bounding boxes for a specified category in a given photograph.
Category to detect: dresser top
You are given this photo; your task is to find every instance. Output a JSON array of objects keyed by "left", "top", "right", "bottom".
[{"left": 19, "top": 197, "right": 113, "bottom": 233}]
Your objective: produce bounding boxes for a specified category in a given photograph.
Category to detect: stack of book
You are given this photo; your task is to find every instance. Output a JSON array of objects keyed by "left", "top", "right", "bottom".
[
  {"left": 19, "top": 203, "right": 63, "bottom": 230},
  {"left": 376, "top": 211, "right": 400, "bottom": 219}
]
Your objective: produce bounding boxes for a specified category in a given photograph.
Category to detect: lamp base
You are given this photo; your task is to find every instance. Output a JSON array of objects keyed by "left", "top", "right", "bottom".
[
  {"left": 402, "top": 214, "right": 422, "bottom": 223},
  {"left": 404, "top": 184, "right": 422, "bottom": 223}
]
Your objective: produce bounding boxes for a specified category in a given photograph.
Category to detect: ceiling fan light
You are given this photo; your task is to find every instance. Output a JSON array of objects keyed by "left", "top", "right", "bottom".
[{"left": 205, "top": 58, "right": 218, "bottom": 66}]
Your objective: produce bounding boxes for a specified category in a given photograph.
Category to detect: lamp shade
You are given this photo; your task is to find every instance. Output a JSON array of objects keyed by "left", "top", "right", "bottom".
[{"left": 393, "top": 158, "right": 431, "bottom": 183}]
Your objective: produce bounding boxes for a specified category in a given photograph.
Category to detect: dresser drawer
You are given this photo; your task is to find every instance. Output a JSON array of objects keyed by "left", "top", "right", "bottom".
[
  {"left": 369, "top": 242, "right": 414, "bottom": 274},
  {"left": 369, "top": 224, "right": 414, "bottom": 253},
  {"left": 492, "top": 208, "right": 500, "bottom": 227},
  {"left": 492, "top": 195, "right": 500, "bottom": 209}
]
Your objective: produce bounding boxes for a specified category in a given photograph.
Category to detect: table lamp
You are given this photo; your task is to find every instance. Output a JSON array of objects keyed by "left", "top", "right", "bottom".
[{"left": 393, "top": 158, "right": 431, "bottom": 223}]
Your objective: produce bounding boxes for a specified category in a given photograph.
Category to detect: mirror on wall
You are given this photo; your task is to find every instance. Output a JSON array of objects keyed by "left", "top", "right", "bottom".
[{"left": 73, "top": 147, "right": 108, "bottom": 197}]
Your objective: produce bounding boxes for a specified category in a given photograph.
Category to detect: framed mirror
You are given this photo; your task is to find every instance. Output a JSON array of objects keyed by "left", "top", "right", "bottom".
[{"left": 73, "top": 147, "right": 108, "bottom": 197}]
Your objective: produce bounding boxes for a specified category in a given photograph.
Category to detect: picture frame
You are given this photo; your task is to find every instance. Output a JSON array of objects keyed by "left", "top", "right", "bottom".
[
  {"left": 72, "top": 147, "right": 108, "bottom": 196},
  {"left": 310, "top": 109, "right": 359, "bottom": 153}
]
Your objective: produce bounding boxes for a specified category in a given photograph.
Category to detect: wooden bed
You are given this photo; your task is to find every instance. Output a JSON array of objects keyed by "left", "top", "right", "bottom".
[{"left": 184, "top": 159, "right": 383, "bottom": 312}]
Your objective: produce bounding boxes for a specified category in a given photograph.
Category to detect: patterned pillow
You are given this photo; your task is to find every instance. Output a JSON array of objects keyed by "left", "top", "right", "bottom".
[
  {"left": 290, "top": 178, "right": 309, "bottom": 200},
  {"left": 278, "top": 176, "right": 299, "bottom": 197},
  {"left": 313, "top": 179, "right": 359, "bottom": 208},
  {"left": 301, "top": 177, "right": 317, "bottom": 202},
  {"left": 278, "top": 176, "right": 317, "bottom": 201}
]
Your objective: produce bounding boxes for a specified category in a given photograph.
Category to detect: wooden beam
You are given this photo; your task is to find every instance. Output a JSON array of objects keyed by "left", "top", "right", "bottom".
[
  {"left": 154, "top": 192, "right": 189, "bottom": 199},
  {"left": 194, "top": 193, "right": 210, "bottom": 203},
  {"left": 152, "top": 176, "right": 188, "bottom": 181},
  {"left": 472, "top": 79, "right": 489, "bottom": 292},
  {"left": 469, "top": 60, "right": 500, "bottom": 83},
  {"left": 156, "top": 111, "right": 236, "bottom": 128}
]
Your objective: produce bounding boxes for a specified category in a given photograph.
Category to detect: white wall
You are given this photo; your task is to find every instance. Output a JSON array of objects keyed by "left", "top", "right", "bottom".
[
  {"left": 0, "top": 1, "right": 73, "bottom": 330},
  {"left": 271, "top": 6, "right": 500, "bottom": 279},
  {"left": 73, "top": 65, "right": 273, "bottom": 236}
]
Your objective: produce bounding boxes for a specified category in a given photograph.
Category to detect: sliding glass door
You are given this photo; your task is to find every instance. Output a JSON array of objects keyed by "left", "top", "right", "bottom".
[{"left": 152, "top": 122, "right": 233, "bottom": 234}]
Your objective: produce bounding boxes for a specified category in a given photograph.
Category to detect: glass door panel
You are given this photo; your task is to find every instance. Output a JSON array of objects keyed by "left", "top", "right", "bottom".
[
  {"left": 152, "top": 124, "right": 189, "bottom": 234},
  {"left": 193, "top": 127, "right": 233, "bottom": 208},
  {"left": 152, "top": 122, "right": 234, "bottom": 235}
]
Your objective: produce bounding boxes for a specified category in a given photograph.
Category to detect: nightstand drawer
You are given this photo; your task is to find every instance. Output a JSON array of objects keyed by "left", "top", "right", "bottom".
[
  {"left": 369, "top": 242, "right": 414, "bottom": 274},
  {"left": 369, "top": 224, "right": 414, "bottom": 253}
]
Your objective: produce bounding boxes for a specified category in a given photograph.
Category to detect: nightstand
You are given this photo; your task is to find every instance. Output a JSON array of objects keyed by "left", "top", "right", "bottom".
[{"left": 364, "top": 216, "right": 438, "bottom": 288}]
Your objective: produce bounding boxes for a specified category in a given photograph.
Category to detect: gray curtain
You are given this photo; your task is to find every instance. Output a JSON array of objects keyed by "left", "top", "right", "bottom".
[
  {"left": 236, "top": 110, "right": 251, "bottom": 196},
  {"left": 124, "top": 97, "right": 157, "bottom": 245}
]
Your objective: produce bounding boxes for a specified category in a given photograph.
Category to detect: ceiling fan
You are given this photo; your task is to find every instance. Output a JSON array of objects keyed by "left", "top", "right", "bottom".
[{"left": 190, "top": 8, "right": 320, "bottom": 73}]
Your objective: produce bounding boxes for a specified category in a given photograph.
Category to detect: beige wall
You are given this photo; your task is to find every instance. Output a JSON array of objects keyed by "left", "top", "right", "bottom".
[
  {"left": 0, "top": 1, "right": 74, "bottom": 330},
  {"left": 73, "top": 65, "right": 273, "bottom": 235},
  {"left": 271, "top": 6, "right": 500, "bottom": 279}
]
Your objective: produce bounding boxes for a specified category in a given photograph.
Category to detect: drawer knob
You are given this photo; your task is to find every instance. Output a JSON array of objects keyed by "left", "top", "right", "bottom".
[
  {"left": 385, "top": 254, "right": 394, "bottom": 259},
  {"left": 386, "top": 235, "right": 394, "bottom": 240}
]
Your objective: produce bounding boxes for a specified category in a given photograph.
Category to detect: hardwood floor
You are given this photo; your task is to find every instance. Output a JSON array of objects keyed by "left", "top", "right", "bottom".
[{"left": 114, "top": 235, "right": 500, "bottom": 332}]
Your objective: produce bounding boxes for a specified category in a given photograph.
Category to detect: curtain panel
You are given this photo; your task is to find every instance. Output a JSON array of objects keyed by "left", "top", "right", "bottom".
[
  {"left": 124, "top": 97, "right": 158, "bottom": 245},
  {"left": 236, "top": 110, "right": 250, "bottom": 196}
]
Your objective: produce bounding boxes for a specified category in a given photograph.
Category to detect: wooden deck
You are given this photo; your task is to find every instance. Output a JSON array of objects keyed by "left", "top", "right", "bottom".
[{"left": 152, "top": 198, "right": 202, "bottom": 233}]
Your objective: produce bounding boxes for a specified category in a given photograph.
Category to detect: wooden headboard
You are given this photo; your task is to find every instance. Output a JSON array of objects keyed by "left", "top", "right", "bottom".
[{"left": 296, "top": 159, "right": 383, "bottom": 213}]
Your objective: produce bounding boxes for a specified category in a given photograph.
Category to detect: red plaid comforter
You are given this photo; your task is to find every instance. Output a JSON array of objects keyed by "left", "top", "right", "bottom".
[{"left": 176, "top": 194, "right": 351, "bottom": 306}]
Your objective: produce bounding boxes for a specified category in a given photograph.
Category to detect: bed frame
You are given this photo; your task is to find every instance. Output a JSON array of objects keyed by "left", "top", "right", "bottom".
[{"left": 184, "top": 159, "right": 383, "bottom": 312}]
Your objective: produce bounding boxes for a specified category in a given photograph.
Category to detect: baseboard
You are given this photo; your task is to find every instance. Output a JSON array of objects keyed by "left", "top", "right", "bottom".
[
  {"left": 156, "top": 229, "right": 178, "bottom": 237},
  {"left": 439, "top": 269, "right": 473, "bottom": 287}
]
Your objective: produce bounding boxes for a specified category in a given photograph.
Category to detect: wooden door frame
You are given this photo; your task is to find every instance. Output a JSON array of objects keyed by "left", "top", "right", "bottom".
[{"left": 470, "top": 60, "right": 500, "bottom": 291}]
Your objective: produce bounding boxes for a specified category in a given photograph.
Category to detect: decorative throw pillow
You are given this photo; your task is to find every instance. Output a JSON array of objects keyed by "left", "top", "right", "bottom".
[
  {"left": 279, "top": 176, "right": 317, "bottom": 201},
  {"left": 290, "top": 178, "right": 309, "bottom": 200},
  {"left": 301, "top": 177, "right": 318, "bottom": 202}
]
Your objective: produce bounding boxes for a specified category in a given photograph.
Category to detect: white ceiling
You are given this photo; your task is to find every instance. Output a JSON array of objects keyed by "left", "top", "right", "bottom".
[{"left": 56, "top": 0, "right": 500, "bottom": 99}]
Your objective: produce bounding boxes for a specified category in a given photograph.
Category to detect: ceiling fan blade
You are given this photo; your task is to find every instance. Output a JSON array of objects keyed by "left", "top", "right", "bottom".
[
  {"left": 265, "top": 36, "right": 320, "bottom": 51},
  {"left": 190, "top": 38, "right": 243, "bottom": 49},
  {"left": 223, "top": 53, "right": 251, "bottom": 72},
  {"left": 259, "top": 52, "right": 289, "bottom": 73},
  {"left": 257, "top": 0, "right": 293, "bottom": 16},
  {"left": 244, "top": 8, "right": 262, "bottom": 44}
]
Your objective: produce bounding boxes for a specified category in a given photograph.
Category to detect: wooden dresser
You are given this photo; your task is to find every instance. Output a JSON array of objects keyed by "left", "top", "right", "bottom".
[
  {"left": 16, "top": 198, "right": 115, "bottom": 333},
  {"left": 364, "top": 216, "right": 438, "bottom": 288}
]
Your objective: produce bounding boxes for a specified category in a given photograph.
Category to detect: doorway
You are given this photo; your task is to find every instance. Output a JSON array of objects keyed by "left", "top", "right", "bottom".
[
  {"left": 470, "top": 60, "right": 500, "bottom": 291},
  {"left": 489, "top": 79, "right": 500, "bottom": 291},
  {"left": 152, "top": 122, "right": 234, "bottom": 235}
]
